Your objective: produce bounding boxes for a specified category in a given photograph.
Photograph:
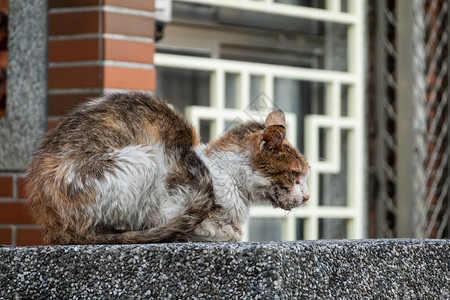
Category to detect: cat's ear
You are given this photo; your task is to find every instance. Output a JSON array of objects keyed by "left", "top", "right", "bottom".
[
  {"left": 262, "top": 125, "right": 286, "bottom": 151},
  {"left": 265, "top": 109, "right": 286, "bottom": 127},
  {"left": 261, "top": 109, "right": 286, "bottom": 151}
]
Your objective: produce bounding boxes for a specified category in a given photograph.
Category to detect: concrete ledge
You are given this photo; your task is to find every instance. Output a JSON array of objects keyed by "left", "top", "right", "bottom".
[{"left": 1, "top": 239, "right": 449, "bottom": 299}]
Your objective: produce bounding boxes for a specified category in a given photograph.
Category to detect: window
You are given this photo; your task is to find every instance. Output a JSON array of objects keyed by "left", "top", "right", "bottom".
[{"left": 156, "top": 0, "right": 365, "bottom": 240}]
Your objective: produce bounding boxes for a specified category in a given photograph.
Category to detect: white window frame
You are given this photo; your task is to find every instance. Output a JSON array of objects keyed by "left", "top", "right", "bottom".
[{"left": 155, "top": 0, "right": 365, "bottom": 240}]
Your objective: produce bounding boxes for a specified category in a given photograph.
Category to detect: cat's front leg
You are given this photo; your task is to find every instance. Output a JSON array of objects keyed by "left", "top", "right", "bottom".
[{"left": 193, "top": 218, "right": 242, "bottom": 242}]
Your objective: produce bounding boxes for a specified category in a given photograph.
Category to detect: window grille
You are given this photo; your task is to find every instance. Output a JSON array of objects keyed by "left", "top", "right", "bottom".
[{"left": 156, "top": 0, "right": 365, "bottom": 240}]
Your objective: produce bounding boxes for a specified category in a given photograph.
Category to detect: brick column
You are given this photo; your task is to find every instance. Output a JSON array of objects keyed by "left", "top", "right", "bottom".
[{"left": 48, "top": 0, "right": 156, "bottom": 123}]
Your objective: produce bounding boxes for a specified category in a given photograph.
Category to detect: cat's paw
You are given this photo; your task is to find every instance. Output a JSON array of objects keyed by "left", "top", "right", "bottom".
[
  {"left": 221, "top": 224, "right": 242, "bottom": 242},
  {"left": 193, "top": 220, "right": 242, "bottom": 242}
]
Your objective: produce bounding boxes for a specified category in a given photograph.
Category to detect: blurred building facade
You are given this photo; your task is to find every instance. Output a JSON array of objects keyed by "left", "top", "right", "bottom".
[{"left": 0, "top": 0, "right": 448, "bottom": 245}]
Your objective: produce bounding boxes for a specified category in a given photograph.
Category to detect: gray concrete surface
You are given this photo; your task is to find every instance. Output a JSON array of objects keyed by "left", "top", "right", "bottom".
[
  {"left": 0, "top": 239, "right": 449, "bottom": 299},
  {"left": 0, "top": 0, "right": 47, "bottom": 170}
]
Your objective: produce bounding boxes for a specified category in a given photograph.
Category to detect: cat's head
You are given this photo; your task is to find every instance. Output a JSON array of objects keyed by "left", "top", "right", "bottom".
[{"left": 251, "top": 110, "right": 310, "bottom": 210}]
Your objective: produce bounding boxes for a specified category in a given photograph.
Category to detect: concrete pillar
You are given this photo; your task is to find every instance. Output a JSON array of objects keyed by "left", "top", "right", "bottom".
[{"left": 0, "top": 0, "right": 47, "bottom": 171}]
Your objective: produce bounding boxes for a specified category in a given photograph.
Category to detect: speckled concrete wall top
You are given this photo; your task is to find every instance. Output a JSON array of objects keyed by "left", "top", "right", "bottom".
[{"left": 0, "top": 239, "right": 449, "bottom": 299}]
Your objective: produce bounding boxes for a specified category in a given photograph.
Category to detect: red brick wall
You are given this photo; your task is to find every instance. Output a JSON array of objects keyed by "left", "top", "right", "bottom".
[
  {"left": 48, "top": 0, "right": 156, "bottom": 122},
  {"left": 0, "top": 0, "right": 156, "bottom": 245},
  {"left": 0, "top": 174, "right": 46, "bottom": 245}
]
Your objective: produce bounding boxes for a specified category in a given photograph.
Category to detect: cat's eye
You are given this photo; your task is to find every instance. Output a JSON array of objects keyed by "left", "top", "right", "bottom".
[{"left": 289, "top": 171, "right": 301, "bottom": 178}]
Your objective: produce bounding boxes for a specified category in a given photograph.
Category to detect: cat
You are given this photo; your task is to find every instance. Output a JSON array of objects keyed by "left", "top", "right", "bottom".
[{"left": 26, "top": 92, "right": 310, "bottom": 244}]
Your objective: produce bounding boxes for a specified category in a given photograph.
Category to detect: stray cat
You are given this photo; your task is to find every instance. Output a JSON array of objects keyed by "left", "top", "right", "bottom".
[{"left": 26, "top": 92, "right": 310, "bottom": 244}]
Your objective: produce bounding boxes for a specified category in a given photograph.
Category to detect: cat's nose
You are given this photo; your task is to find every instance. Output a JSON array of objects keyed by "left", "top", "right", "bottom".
[{"left": 303, "top": 195, "right": 310, "bottom": 201}]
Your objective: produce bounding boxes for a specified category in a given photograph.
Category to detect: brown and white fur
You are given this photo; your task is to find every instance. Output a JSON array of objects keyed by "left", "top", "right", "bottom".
[{"left": 26, "top": 92, "right": 310, "bottom": 244}]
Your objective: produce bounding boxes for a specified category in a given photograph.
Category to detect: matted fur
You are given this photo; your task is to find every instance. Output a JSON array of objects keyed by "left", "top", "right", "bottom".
[{"left": 26, "top": 92, "right": 310, "bottom": 244}]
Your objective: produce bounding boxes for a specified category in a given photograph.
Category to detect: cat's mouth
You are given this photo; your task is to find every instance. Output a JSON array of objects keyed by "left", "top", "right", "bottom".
[{"left": 270, "top": 186, "right": 305, "bottom": 211}]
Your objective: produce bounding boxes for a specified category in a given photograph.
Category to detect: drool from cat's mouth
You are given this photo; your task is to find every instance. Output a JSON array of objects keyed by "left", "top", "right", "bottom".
[
  {"left": 272, "top": 198, "right": 303, "bottom": 211},
  {"left": 269, "top": 188, "right": 308, "bottom": 211}
]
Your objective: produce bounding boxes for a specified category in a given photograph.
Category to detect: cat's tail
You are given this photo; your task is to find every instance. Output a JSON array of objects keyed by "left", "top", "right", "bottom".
[{"left": 72, "top": 149, "right": 216, "bottom": 244}]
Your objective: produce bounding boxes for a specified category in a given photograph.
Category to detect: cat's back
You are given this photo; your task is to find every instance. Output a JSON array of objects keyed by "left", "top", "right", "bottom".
[
  {"left": 40, "top": 92, "right": 198, "bottom": 154},
  {"left": 27, "top": 91, "right": 200, "bottom": 198}
]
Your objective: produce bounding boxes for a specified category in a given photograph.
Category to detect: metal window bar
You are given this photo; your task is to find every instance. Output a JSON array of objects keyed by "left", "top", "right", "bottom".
[
  {"left": 412, "top": 0, "right": 449, "bottom": 238},
  {"left": 375, "top": 0, "right": 399, "bottom": 238},
  {"left": 374, "top": 0, "right": 449, "bottom": 238},
  {"left": 176, "top": 0, "right": 355, "bottom": 23}
]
